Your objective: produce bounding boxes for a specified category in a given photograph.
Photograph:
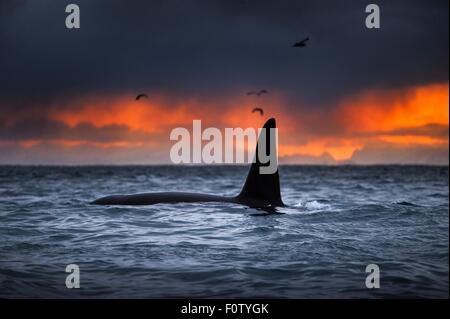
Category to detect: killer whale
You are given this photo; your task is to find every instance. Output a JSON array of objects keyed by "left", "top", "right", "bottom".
[{"left": 91, "top": 118, "right": 284, "bottom": 208}]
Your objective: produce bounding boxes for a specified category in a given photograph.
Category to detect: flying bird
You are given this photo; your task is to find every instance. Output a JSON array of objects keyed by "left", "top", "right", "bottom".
[
  {"left": 247, "top": 89, "right": 268, "bottom": 96},
  {"left": 292, "top": 37, "right": 309, "bottom": 47},
  {"left": 252, "top": 107, "right": 264, "bottom": 116},
  {"left": 135, "top": 93, "right": 148, "bottom": 101}
]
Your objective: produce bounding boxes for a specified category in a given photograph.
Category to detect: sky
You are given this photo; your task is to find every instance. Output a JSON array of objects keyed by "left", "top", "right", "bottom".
[{"left": 0, "top": 0, "right": 448, "bottom": 165}]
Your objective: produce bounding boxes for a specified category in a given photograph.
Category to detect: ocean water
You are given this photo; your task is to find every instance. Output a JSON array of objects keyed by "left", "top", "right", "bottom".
[{"left": 0, "top": 165, "right": 448, "bottom": 298}]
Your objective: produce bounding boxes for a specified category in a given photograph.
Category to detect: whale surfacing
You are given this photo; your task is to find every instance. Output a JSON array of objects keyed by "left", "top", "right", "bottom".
[{"left": 91, "top": 118, "right": 284, "bottom": 208}]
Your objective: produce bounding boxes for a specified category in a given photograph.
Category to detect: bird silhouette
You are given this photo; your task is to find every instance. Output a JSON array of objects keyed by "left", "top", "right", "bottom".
[
  {"left": 135, "top": 93, "right": 148, "bottom": 101},
  {"left": 252, "top": 107, "right": 264, "bottom": 116},
  {"left": 292, "top": 37, "right": 309, "bottom": 47},
  {"left": 247, "top": 89, "right": 268, "bottom": 97}
]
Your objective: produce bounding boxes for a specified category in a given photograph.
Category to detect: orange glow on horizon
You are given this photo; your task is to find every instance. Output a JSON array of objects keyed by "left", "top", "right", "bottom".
[
  {"left": 17, "top": 139, "right": 149, "bottom": 149},
  {"left": 279, "top": 139, "right": 364, "bottom": 161},
  {"left": 340, "top": 83, "right": 449, "bottom": 133},
  {"left": 378, "top": 135, "right": 447, "bottom": 145},
  {"left": 3, "top": 82, "right": 448, "bottom": 162}
]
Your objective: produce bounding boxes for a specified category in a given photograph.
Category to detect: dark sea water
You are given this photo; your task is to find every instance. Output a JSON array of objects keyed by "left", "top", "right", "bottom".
[{"left": 0, "top": 165, "right": 448, "bottom": 298}]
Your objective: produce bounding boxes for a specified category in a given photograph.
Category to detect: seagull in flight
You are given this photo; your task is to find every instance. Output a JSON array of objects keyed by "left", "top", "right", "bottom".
[
  {"left": 252, "top": 107, "right": 264, "bottom": 116},
  {"left": 135, "top": 93, "right": 148, "bottom": 101},
  {"left": 247, "top": 89, "right": 268, "bottom": 97},
  {"left": 292, "top": 37, "right": 309, "bottom": 47}
]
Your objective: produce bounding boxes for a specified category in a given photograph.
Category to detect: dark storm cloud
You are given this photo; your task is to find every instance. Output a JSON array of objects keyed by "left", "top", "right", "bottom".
[
  {"left": 0, "top": 118, "right": 154, "bottom": 143},
  {"left": 376, "top": 123, "right": 450, "bottom": 139},
  {"left": 0, "top": 0, "right": 448, "bottom": 112},
  {"left": 291, "top": 121, "right": 450, "bottom": 140}
]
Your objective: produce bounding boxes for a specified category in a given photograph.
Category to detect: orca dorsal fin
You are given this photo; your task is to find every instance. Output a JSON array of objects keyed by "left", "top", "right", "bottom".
[{"left": 237, "top": 118, "right": 284, "bottom": 206}]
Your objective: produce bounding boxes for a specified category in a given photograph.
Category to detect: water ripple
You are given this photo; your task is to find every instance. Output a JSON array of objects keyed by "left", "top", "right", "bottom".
[{"left": 0, "top": 165, "right": 448, "bottom": 298}]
